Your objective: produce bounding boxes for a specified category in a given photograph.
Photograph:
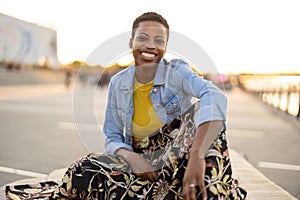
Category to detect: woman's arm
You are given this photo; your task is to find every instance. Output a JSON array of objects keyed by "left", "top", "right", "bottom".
[
  {"left": 103, "top": 79, "right": 133, "bottom": 155},
  {"left": 169, "top": 60, "right": 227, "bottom": 199},
  {"left": 169, "top": 59, "right": 227, "bottom": 127},
  {"left": 182, "top": 120, "right": 223, "bottom": 200}
]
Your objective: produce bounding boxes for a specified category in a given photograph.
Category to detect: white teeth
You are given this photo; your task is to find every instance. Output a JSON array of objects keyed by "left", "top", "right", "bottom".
[{"left": 141, "top": 52, "right": 155, "bottom": 58}]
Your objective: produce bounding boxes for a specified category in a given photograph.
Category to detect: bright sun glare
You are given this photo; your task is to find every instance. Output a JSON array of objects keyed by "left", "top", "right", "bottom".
[{"left": 0, "top": 0, "right": 300, "bottom": 74}]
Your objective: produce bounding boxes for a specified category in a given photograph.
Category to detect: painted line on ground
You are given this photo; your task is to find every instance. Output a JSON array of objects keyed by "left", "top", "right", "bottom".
[
  {"left": 0, "top": 165, "right": 47, "bottom": 178},
  {"left": 257, "top": 161, "right": 300, "bottom": 171}
]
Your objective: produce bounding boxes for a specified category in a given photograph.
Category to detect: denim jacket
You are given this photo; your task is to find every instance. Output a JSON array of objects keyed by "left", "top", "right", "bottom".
[{"left": 103, "top": 59, "right": 227, "bottom": 155}]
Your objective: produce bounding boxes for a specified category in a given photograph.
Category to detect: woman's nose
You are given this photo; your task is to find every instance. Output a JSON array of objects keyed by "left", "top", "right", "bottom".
[{"left": 145, "top": 39, "right": 155, "bottom": 49}]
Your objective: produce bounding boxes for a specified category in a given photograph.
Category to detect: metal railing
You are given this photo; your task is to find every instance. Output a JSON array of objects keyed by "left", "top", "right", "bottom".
[{"left": 238, "top": 74, "right": 300, "bottom": 119}]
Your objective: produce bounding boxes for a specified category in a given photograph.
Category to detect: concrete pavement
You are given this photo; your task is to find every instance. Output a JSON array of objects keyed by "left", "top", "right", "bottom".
[
  {"left": 0, "top": 84, "right": 298, "bottom": 199},
  {"left": 225, "top": 87, "right": 300, "bottom": 199}
]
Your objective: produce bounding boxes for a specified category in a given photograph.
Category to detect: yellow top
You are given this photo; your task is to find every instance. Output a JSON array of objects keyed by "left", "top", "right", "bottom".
[{"left": 132, "top": 78, "right": 163, "bottom": 138}]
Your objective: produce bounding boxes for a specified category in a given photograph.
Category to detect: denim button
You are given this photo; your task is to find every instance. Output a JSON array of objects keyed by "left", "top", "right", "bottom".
[{"left": 152, "top": 88, "right": 157, "bottom": 93}]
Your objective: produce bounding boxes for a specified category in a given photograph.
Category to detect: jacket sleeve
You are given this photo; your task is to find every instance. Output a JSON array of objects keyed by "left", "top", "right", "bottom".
[
  {"left": 169, "top": 59, "right": 227, "bottom": 128},
  {"left": 103, "top": 79, "right": 133, "bottom": 155}
]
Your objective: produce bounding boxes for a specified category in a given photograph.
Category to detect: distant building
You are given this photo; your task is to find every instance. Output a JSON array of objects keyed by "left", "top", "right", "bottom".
[{"left": 0, "top": 13, "right": 59, "bottom": 69}]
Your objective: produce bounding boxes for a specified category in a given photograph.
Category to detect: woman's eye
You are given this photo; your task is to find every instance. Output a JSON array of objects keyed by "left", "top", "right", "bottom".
[
  {"left": 155, "top": 39, "right": 166, "bottom": 45},
  {"left": 137, "top": 36, "right": 147, "bottom": 41}
]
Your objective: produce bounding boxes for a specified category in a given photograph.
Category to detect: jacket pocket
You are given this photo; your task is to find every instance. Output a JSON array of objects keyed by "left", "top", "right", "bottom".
[{"left": 162, "top": 95, "right": 180, "bottom": 115}]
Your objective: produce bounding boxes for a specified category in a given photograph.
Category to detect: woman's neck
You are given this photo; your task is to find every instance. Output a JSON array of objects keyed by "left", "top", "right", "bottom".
[{"left": 135, "top": 63, "right": 158, "bottom": 84}]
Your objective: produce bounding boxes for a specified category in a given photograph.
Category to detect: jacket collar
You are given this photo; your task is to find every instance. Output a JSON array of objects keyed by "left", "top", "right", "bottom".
[
  {"left": 153, "top": 59, "right": 167, "bottom": 86},
  {"left": 119, "top": 59, "right": 167, "bottom": 90}
]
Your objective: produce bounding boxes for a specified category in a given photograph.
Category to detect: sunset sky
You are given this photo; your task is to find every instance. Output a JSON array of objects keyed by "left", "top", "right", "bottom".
[{"left": 0, "top": 0, "right": 299, "bottom": 74}]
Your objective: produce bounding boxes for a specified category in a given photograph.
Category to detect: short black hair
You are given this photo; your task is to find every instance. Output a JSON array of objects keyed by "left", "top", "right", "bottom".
[{"left": 131, "top": 12, "right": 169, "bottom": 40}]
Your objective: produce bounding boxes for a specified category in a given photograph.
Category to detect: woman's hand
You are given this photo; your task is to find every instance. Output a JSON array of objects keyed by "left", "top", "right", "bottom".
[
  {"left": 183, "top": 152, "right": 207, "bottom": 200},
  {"left": 116, "top": 148, "right": 158, "bottom": 181}
]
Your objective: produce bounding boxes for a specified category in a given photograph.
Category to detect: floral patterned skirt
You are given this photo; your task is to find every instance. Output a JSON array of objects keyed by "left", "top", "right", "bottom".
[{"left": 6, "top": 103, "right": 247, "bottom": 200}]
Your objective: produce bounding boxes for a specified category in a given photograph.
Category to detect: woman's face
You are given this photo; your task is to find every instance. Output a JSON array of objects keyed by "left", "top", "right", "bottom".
[{"left": 130, "top": 21, "right": 168, "bottom": 66}]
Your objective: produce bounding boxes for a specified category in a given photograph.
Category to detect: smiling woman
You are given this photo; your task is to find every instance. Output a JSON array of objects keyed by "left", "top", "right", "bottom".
[
  {"left": 6, "top": 12, "right": 247, "bottom": 200},
  {"left": 130, "top": 21, "right": 167, "bottom": 69},
  {"left": 53, "top": 12, "right": 246, "bottom": 200}
]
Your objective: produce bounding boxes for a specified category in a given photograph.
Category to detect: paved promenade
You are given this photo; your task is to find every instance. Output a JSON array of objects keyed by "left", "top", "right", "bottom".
[{"left": 0, "top": 84, "right": 298, "bottom": 199}]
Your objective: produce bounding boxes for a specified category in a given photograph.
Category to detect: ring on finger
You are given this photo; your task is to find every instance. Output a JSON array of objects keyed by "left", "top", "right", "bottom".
[{"left": 189, "top": 183, "right": 196, "bottom": 188}]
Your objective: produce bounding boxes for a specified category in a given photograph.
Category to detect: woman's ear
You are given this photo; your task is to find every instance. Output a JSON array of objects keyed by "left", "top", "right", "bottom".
[{"left": 129, "top": 39, "right": 133, "bottom": 49}]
